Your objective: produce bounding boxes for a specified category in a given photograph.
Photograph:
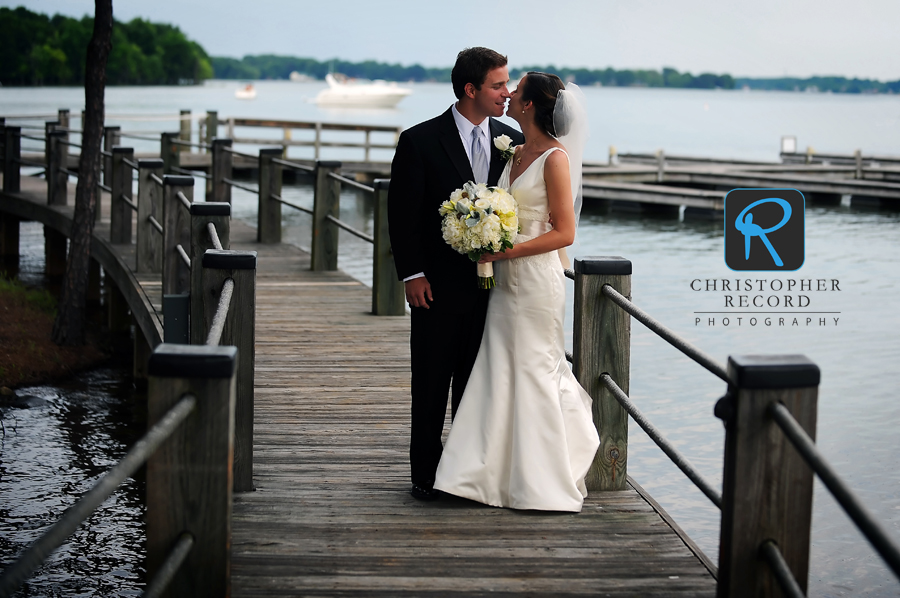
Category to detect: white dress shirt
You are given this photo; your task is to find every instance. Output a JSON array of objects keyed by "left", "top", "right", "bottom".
[{"left": 404, "top": 104, "right": 490, "bottom": 283}]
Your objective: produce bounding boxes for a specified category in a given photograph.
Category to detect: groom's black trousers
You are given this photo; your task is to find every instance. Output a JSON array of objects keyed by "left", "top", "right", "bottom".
[{"left": 409, "top": 293, "right": 489, "bottom": 488}]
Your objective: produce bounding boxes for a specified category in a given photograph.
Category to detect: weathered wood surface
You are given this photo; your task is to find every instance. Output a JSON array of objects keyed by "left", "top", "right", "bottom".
[
  {"left": 1, "top": 176, "right": 717, "bottom": 596},
  {"left": 228, "top": 243, "right": 716, "bottom": 596}
]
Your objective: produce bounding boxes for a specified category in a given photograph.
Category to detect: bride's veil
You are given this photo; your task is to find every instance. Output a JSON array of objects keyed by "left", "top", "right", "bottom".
[{"left": 553, "top": 83, "right": 589, "bottom": 228}]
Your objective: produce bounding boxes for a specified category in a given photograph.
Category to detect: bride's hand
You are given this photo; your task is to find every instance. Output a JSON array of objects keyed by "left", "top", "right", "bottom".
[{"left": 479, "top": 248, "right": 514, "bottom": 264}]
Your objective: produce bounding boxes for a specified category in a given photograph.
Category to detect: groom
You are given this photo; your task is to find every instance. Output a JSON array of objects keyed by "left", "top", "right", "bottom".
[{"left": 388, "top": 47, "right": 524, "bottom": 501}]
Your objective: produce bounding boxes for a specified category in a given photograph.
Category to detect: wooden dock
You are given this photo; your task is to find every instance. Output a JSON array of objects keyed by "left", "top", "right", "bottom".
[{"left": 1, "top": 177, "right": 717, "bottom": 596}]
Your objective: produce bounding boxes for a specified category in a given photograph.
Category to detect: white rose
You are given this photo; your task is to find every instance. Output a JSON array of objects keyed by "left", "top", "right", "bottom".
[{"left": 493, "top": 134, "right": 512, "bottom": 152}]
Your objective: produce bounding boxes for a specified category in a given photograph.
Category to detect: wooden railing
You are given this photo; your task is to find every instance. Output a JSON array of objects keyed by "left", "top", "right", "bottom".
[{"left": 568, "top": 258, "right": 900, "bottom": 596}]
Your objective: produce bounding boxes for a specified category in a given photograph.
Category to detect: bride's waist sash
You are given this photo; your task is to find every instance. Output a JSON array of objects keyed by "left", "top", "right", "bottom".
[{"left": 517, "top": 218, "right": 570, "bottom": 269}]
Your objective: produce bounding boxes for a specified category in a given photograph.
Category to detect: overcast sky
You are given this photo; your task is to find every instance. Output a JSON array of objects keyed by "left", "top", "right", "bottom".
[{"left": 5, "top": 0, "right": 899, "bottom": 80}]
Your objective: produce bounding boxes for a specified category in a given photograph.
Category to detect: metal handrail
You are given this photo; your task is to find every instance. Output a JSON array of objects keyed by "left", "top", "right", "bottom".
[
  {"left": 101, "top": 149, "right": 112, "bottom": 157},
  {"left": 121, "top": 194, "right": 138, "bottom": 212},
  {"left": 15, "top": 159, "right": 46, "bottom": 168},
  {"left": 176, "top": 191, "right": 191, "bottom": 212},
  {"left": 601, "top": 284, "right": 730, "bottom": 384},
  {"left": 222, "top": 146, "right": 259, "bottom": 161},
  {"left": 176, "top": 244, "right": 191, "bottom": 268},
  {"left": 222, "top": 177, "right": 259, "bottom": 195},
  {"left": 325, "top": 214, "right": 374, "bottom": 244},
  {"left": 60, "top": 140, "right": 81, "bottom": 149},
  {"left": 207, "top": 222, "right": 223, "bottom": 251},
  {"left": 564, "top": 268, "right": 575, "bottom": 280},
  {"left": 206, "top": 278, "right": 235, "bottom": 346},
  {"left": 759, "top": 541, "right": 805, "bottom": 598},
  {"left": 148, "top": 215, "right": 164, "bottom": 235},
  {"left": 769, "top": 401, "right": 900, "bottom": 578},
  {"left": 123, "top": 157, "right": 139, "bottom": 169},
  {"left": 172, "top": 166, "right": 210, "bottom": 179},
  {"left": 271, "top": 193, "right": 313, "bottom": 215},
  {"left": 150, "top": 173, "right": 164, "bottom": 186},
  {"left": 600, "top": 373, "right": 723, "bottom": 508},
  {"left": 327, "top": 171, "right": 375, "bottom": 194},
  {"left": 19, "top": 134, "right": 46, "bottom": 142},
  {"left": 0, "top": 395, "right": 197, "bottom": 596},
  {"left": 272, "top": 157, "right": 315, "bottom": 173},
  {"left": 61, "top": 167, "right": 80, "bottom": 178},
  {"left": 143, "top": 532, "right": 195, "bottom": 598}
]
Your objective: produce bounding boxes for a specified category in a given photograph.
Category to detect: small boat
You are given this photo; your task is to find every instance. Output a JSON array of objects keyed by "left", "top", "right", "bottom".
[
  {"left": 235, "top": 84, "right": 256, "bottom": 100},
  {"left": 315, "top": 73, "right": 411, "bottom": 108}
]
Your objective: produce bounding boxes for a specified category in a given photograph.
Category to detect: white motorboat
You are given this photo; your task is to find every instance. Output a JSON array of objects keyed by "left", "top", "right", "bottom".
[
  {"left": 235, "top": 83, "right": 256, "bottom": 100},
  {"left": 315, "top": 73, "right": 411, "bottom": 108}
]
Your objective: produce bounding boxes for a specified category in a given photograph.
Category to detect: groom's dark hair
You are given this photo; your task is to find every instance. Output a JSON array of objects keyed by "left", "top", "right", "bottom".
[{"left": 451, "top": 47, "right": 508, "bottom": 100}]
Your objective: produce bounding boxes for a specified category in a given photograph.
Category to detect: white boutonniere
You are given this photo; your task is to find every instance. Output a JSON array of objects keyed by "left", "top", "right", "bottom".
[{"left": 493, "top": 134, "right": 516, "bottom": 162}]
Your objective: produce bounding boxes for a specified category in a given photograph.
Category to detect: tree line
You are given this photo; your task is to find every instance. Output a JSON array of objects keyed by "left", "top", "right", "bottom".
[
  {"left": 0, "top": 6, "right": 212, "bottom": 86},
  {"left": 212, "top": 54, "right": 736, "bottom": 89}
]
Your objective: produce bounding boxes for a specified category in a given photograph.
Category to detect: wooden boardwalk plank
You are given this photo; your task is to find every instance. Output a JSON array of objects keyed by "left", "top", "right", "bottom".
[{"left": 229, "top": 228, "right": 716, "bottom": 597}]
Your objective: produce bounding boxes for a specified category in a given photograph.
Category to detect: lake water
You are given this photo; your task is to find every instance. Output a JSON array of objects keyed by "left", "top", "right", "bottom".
[{"left": 2, "top": 82, "right": 899, "bottom": 596}]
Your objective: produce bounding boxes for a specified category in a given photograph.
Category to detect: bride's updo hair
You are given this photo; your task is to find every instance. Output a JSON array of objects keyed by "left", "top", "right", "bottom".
[{"left": 520, "top": 71, "right": 566, "bottom": 137}]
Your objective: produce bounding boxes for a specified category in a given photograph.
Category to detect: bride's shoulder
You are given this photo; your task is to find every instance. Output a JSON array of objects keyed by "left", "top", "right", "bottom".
[{"left": 544, "top": 147, "right": 570, "bottom": 167}]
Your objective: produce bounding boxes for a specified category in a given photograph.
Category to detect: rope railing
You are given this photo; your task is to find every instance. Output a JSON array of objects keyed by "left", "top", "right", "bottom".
[
  {"left": 121, "top": 194, "right": 138, "bottom": 212},
  {"left": 170, "top": 138, "right": 211, "bottom": 150},
  {"left": 272, "top": 157, "right": 315, "bottom": 173},
  {"left": 148, "top": 215, "right": 164, "bottom": 235},
  {"left": 600, "top": 373, "right": 723, "bottom": 508},
  {"left": 176, "top": 244, "right": 191, "bottom": 269},
  {"left": 325, "top": 214, "right": 374, "bottom": 244},
  {"left": 176, "top": 191, "right": 192, "bottom": 212},
  {"left": 143, "top": 532, "right": 195, "bottom": 598},
  {"left": 0, "top": 395, "right": 197, "bottom": 596},
  {"left": 222, "top": 177, "right": 258, "bottom": 195},
  {"left": 759, "top": 541, "right": 806, "bottom": 598},
  {"left": 768, "top": 401, "right": 900, "bottom": 578},
  {"left": 206, "top": 278, "right": 235, "bottom": 346},
  {"left": 271, "top": 193, "right": 314, "bottom": 215},
  {"left": 601, "top": 284, "right": 730, "bottom": 383},
  {"left": 172, "top": 166, "right": 210, "bottom": 179},
  {"left": 221, "top": 146, "right": 259, "bottom": 161},
  {"left": 327, "top": 171, "right": 375, "bottom": 194},
  {"left": 207, "top": 222, "right": 223, "bottom": 251}
]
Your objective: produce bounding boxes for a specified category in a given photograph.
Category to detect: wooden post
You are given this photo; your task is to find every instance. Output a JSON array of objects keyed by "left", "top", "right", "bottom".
[
  {"left": 3, "top": 126, "right": 21, "bottom": 193},
  {"left": 257, "top": 148, "right": 283, "bottom": 243},
  {"left": 87, "top": 259, "right": 101, "bottom": 304},
  {"left": 716, "top": 355, "right": 819, "bottom": 598},
  {"left": 572, "top": 257, "right": 632, "bottom": 491},
  {"left": 314, "top": 122, "right": 322, "bottom": 160},
  {"left": 372, "top": 179, "right": 405, "bottom": 315},
  {"left": 46, "top": 130, "right": 68, "bottom": 206},
  {"left": 103, "top": 126, "right": 121, "bottom": 187},
  {"left": 44, "top": 226, "right": 67, "bottom": 276},
  {"left": 205, "top": 111, "right": 218, "bottom": 152},
  {"left": 364, "top": 130, "right": 371, "bottom": 162},
  {"left": 189, "top": 202, "right": 231, "bottom": 284},
  {"left": 147, "top": 343, "right": 236, "bottom": 598},
  {"left": 137, "top": 159, "right": 164, "bottom": 274},
  {"left": 57, "top": 109, "right": 70, "bottom": 160},
  {"left": 162, "top": 175, "right": 194, "bottom": 296},
  {"left": 854, "top": 149, "right": 863, "bottom": 180},
  {"left": 179, "top": 109, "right": 192, "bottom": 150},
  {"left": 133, "top": 317, "right": 151, "bottom": 384},
  {"left": 44, "top": 120, "right": 59, "bottom": 169},
  {"left": 311, "top": 160, "right": 341, "bottom": 271},
  {"left": 656, "top": 149, "right": 665, "bottom": 183},
  {"left": 109, "top": 146, "right": 134, "bottom": 244},
  {"left": 161, "top": 132, "right": 180, "bottom": 175},
  {"left": 195, "top": 250, "right": 257, "bottom": 493},
  {"left": 209, "top": 138, "right": 233, "bottom": 204}
]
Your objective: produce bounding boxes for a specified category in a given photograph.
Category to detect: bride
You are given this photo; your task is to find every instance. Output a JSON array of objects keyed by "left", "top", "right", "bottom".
[{"left": 433, "top": 72, "right": 600, "bottom": 512}]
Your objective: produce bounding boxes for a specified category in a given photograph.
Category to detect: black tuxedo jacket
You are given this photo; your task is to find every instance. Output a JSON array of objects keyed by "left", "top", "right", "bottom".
[{"left": 388, "top": 108, "right": 524, "bottom": 311}]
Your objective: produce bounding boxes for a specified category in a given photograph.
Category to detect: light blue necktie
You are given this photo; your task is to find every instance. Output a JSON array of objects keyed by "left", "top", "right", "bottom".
[{"left": 471, "top": 126, "right": 489, "bottom": 184}]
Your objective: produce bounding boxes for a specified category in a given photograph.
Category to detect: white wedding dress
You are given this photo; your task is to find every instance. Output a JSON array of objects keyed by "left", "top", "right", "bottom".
[{"left": 433, "top": 148, "right": 600, "bottom": 512}]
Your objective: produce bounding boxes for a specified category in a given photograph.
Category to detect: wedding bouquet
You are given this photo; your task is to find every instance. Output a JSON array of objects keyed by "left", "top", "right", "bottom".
[{"left": 439, "top": 181, "right": 518, "bottom": 289}]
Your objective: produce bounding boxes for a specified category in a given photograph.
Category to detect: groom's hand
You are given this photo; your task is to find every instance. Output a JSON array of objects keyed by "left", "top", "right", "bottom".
[{"left": 405, "top": 277, "right": 433, "bottom": 309}]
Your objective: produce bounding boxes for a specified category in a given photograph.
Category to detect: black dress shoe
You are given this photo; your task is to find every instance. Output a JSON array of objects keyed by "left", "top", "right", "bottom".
[{"left": 410, "top": 484, "right": 439, "bottom": 501}]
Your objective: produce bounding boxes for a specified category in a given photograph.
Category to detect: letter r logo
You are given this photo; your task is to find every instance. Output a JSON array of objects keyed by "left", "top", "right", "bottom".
[{"left": 724, "top": 188, "right": 805, "bottom": 271}]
